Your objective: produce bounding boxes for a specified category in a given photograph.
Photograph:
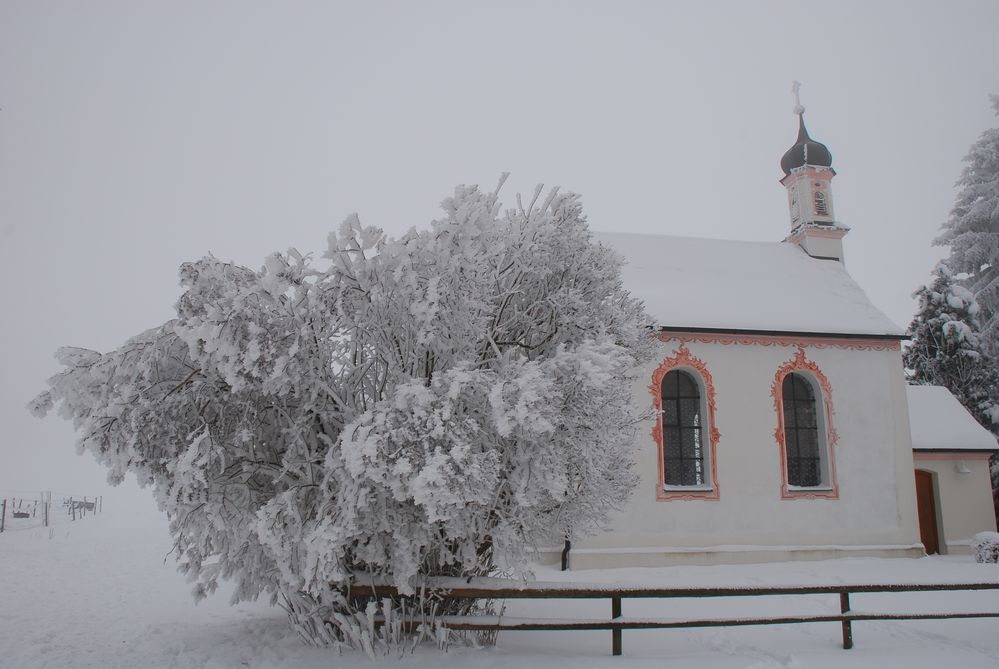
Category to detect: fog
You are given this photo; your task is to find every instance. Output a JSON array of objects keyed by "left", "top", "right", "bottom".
[{"left": 2, "top": 1, "right": 997, "bottom": 508}]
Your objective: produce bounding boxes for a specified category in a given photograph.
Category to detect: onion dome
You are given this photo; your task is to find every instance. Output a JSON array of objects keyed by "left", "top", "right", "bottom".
[{"left": 780, "top": 112, "right": 832, "bottom": 175}]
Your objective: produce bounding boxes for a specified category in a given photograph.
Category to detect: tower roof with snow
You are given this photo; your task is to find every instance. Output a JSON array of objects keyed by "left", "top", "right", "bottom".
[
  {"left": 594, "top": 231, "right": 904, "bottom": 337},
  {"left": 780, "top": 113, "right": 833, "bottom": 175},
  {"left": 780, "top": 83, "right": 833, "bottom": 175}
]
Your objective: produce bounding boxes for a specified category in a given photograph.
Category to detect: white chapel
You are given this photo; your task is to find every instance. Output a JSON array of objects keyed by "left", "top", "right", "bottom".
[{"left": 556, "top": 98, "right": 998, "bottom": 569}]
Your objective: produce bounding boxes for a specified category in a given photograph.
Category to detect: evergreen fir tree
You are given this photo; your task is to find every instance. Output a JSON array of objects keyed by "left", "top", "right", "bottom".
[
  {"left": 905, "top": 262, "right": 999, "bottom": 522},
  {"left": 935, "top": 94, "right": 999, "bottom": 357}
]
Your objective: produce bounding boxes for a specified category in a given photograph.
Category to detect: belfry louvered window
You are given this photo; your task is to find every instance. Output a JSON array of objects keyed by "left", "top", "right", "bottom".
[
  {"left": 782, "top": 373, "right": 822, "bottom": 487},
  {"left": 814, "top": 190, "right": 829, "bottom": 216},
  {"left": 661, "top": 369, "right": 706, "bottom": 486}
]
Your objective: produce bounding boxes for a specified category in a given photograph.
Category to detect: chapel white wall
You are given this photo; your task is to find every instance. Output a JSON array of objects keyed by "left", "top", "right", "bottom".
[{"left": 569, "top": 337, "right": 922, "bottom": 567}]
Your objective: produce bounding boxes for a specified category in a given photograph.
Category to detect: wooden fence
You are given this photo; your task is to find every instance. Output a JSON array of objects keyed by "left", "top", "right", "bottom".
[
  {"left": 348, "top": 580, "right": 999, "bottom": 656},
  {"left": 0, "top": 494, "right": 102, "bottom": 532}
]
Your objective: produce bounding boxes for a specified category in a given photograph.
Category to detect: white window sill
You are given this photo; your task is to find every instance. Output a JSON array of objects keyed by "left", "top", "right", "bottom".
[
  {"left": 786, "top": 485, "right": 833, "bottom": 492},
  {"left": 663, "top": 485, "right": 715, "bottom": 492}
]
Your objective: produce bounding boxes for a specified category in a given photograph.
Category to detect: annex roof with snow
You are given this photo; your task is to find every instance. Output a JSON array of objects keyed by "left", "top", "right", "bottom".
[
  {"left": 595, "top": 230, "right": 904, "bottom": 337},
  {"left": 906, "top": 385, "right": 998, "bottom": 451}
]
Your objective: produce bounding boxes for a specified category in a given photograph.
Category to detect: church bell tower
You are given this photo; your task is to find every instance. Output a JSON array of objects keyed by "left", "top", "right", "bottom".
[{"left": 779, "top": 82, "right": 848, "bottom": 262}]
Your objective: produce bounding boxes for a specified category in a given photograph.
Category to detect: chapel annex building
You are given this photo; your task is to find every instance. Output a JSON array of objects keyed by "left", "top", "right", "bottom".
[{"left": 559, "top": 101, "right": 998, "bottom": 569}]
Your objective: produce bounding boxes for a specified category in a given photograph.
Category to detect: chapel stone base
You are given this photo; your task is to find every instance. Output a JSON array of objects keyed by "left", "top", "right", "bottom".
[{"left": 536, "top": 544, "right": 926, "bottom": 570}]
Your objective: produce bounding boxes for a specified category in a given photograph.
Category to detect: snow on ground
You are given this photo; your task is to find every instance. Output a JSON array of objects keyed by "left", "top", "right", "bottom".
[{"left": 2, "top": 500, "right": 999, "bottom": 669}]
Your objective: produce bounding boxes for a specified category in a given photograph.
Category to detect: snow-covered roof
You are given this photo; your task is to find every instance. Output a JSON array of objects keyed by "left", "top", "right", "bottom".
[
  {"left": 595, "top": 231, "right": 904, "bottom": 336},
  {"left": 906, "top": 385, "right": 998, "bottom": 451}
]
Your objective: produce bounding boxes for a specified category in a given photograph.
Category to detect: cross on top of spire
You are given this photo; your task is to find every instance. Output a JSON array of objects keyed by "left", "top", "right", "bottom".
[{"left": 791, "top": 81, "right": 805, "bottom": 116}]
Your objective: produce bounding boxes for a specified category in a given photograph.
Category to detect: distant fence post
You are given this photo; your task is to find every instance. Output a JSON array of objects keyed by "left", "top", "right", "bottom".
[
  {"left": 70, "top": 497, "right": 76, "bottom": 521},
  {"left": 1, "top": 498, "right": 6, "bottom": 533},
  {"left": 99, "top": 495, "right": 102, "bottom": 513}
]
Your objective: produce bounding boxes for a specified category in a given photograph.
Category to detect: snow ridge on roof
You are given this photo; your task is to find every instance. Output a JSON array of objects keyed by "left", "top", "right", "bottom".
[
  {"left": 906, "top": 385, "right": 998, "bottom": 451},
  {"left": 595, "top": 231, "right": 904, "bottom": 336}
]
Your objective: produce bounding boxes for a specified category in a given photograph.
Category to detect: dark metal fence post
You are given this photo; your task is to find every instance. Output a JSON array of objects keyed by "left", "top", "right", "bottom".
[
  {"left": 840, "top": 591, "right": 853, "bottom": 649},
  {"left": 612, "top": 596, "right": 622, "bottom": 656}
]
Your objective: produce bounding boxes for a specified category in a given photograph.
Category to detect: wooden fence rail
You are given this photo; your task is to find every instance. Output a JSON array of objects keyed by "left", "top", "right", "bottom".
[
  {"left": 346, "top": 580, "right": 999, "bottom": 656},
  {"left": 0, "top": 494, "right": 102, "bottom": 532}
]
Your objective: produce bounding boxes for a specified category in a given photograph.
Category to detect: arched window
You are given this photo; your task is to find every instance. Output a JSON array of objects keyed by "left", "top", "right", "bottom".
[
  {"left": 772, "top": 348, "right": 838, "bottom": 499},
  {"left": 781, "top": 373, "right": 822, "bottom": 487},
  {"left": 814, "top": 190, "right": 828, "bottom": 216},
  {"left": 661, "top": 369, "right": 706, "bottom": 486},
  {"left": 651, "top": 343, "right": 720, "bottom": 501}
]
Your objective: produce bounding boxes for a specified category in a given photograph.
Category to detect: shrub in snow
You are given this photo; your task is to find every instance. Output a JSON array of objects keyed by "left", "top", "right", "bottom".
[
  {"left": 29, "top": 178, "right": 653, "bottom": 650},
  {"left": 972, "top": 532, "right": 999, "bottom": 563}
]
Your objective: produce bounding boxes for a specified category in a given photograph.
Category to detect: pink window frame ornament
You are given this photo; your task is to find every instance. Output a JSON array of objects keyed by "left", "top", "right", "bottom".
[
  {"left": 650, "top": 343, "right": 721, "bottom": 501},
  {"left": 771, "top": 346, "right": 839, "bottom": 500}
]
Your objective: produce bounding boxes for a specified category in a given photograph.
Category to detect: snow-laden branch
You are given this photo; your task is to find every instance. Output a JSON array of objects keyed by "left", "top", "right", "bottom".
[{"left": 30, "top": 181, "right": 654, "bottom": 647}]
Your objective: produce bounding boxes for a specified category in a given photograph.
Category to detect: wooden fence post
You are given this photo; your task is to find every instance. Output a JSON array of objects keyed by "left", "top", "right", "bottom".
[
  {"left": 612, "top": 596, "right": 622, "bottom": 656},
  {"left": 1, "top": 498, "right": 6, "bottom": 533},
  {"left": 840, "top": 591, "right": 853, "bottom": 650},
  {"left": 71, "top": 497, "right": 76, "bottom": 521},
  {"left": 44, "top": 500, "right": 49, "bottom": 528},
  {"left": 99, "top": 496, "right": 102, "bottom": 513}
]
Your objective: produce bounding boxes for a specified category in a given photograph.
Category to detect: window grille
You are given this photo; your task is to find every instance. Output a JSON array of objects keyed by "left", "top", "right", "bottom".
[
  {"left": 782, "top": 373, "right": 822, "bottom": 486},
  {"left": 661, "top": 370, "right": 705, "bottom": 486},
  {"left": 814, "top": 191, "right": 829, "bottom": 216}
]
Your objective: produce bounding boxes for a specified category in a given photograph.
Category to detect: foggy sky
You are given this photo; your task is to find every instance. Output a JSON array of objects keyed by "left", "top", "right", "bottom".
[{"left": 2, "top": 1, "right": 998, "bottom": 507}]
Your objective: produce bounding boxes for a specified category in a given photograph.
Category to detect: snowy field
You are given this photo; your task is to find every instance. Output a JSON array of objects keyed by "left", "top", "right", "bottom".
[{"left": 2, "top": 499, "right": 999, "bottom": 669}]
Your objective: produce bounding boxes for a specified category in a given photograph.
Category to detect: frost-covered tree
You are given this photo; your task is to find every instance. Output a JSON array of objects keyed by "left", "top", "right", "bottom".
[
  {"left": 931, "top": 94, "right": 999, "bottom": 524},
  {"left": 936, "top": 94, "right": 999, "bottom": 357},
  {"left": 30, "top": 178, "right": 653, "bottom": 648},
  {"left": 905, "top": 262, "right": 999, "bottom": 426},
  {"left": 905, "top": 262, "right": 999, "bottom": 523}
]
